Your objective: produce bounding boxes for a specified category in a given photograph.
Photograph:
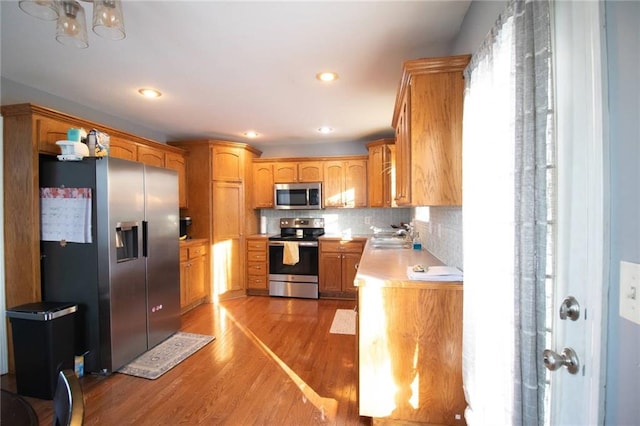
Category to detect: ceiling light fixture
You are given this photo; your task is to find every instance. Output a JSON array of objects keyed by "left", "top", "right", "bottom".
[
  {"left": 318, "top": 126, "right": 334, "bottom": 134},
  {"left": 243, "top": 131, "right": 259, "bottom": 139},
  {"left": 18, "top": 0, "right": 59, "bottom": 20},
  {"left": 18, "top": 0, "right": 126, "bottom": 48},
  {"left": 316, "top": 72, "right": 338, "bottom": 82},
  {"left": 138, "top": 88, "right": 162, "bottom": 99}
]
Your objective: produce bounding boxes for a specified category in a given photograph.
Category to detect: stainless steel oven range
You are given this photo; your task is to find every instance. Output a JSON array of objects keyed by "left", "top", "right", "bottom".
[{"left": 268, "top": 217, "right": 324, "bottom": 299}]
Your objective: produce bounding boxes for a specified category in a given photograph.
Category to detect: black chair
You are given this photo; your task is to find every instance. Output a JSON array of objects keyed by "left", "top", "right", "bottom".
[{"left": 52, "top": 369, "right": 85, "bottom": 426}]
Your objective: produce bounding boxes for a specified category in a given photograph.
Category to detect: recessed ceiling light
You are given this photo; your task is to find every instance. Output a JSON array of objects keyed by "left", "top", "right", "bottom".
[
  {"left": 318, "top": 126, "right": 334, "bottom": 134},
  {"left": 138, "top": 88, "right": 162, "bottom": 98},
  {"left": 243, "top": 131, "right": 259, "bottom": 138},
  {"left": 316, "top": 72, "right": 338, "bottom": 82}
]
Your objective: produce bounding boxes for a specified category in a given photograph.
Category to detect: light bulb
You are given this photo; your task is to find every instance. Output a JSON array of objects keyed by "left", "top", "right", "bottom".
[
  {"left": 98, "top": 8, "right": 119, "bottom": 27},
  {"left": 61, "top": 16, "right": 80, "bottom": 37},
  {"left": 93, "top": 0, "right": 125, "bottom": 40},
  {"left": 56, "top": 1, "right": 88, "bottom": 48}
]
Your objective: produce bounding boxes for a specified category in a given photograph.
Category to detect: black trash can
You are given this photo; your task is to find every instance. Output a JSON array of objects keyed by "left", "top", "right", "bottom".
[{"left": 6, "top": 302, "right": 77, "bottom": 400}]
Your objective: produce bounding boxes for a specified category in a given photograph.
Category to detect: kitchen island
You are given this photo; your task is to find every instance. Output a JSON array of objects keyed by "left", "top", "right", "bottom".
[{"left": 355, "top": 240, "right": 465, "bottom": 425}]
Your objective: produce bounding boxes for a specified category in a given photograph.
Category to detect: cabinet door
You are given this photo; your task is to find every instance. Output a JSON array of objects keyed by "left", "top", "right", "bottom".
[
  {"left": 273, "top": 162, "right": 298, "bottom": 183},
  {"left": 319, "top": 252, "right": 343, "bottom": 292},
  {"left": 36, "top": 116, "right": 77, "bottom": 155},
  {"left": 165, "top": 152, "right": 188, "bottom": 208},
  {"left": 180, "top": 260, "right": 189, "bottom": 309},
  {"left": 412, "top": 72, "right": 464, "bottom": 206},
  {"left": 395, "top": 89, "right": 411, "bottom": 205},
  {"left": 109, "top": 136, "right": 138, "bottom": 161},
  {"left": 137, "top": 145, "right": 165, "bottom": 167},
  {"left": 342, "top": 252, "right": 361, "bottom": 293},
  {"left": 345, "top": 160, "right": 367, "bottom": 208},
  {"left": 212, "top": 146, "right": 244, "bottom": 181},
  {"left": 188, "top": 252, "right": 207, "bottom": 302},
  {"left": 385, "top": 145, "right": 397, "bottom": 207},
  {"left": 368, "top": 145, "right": 385, "bottom": 207},
  {"left": 298, "top": 161, "right": 323, "bottom": 182},
  {"left": 252, "top": 163, "right": 274, "bottom": 208},
  {"left": 212, "top": 182, "right": 244, "bottom": 294},
  {"left": 324, "top": 160, "right": 368, "bottom": 208},
  {"left": 323, "top": 161, "right": 345, "bottom": 207}
]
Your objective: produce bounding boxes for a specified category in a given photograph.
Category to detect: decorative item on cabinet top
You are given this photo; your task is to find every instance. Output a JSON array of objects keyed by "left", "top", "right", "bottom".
[{"left": 1, "top": 103, "right": 187, "bottom": 162}]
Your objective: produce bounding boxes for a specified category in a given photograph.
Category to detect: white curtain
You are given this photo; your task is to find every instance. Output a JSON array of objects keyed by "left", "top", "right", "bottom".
[{"left": 462, "top": 0, "right": 553, "bottom": 425}]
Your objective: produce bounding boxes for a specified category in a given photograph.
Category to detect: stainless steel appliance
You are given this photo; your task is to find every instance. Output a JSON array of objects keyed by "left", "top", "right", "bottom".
[
  {"left": 268, "top": 218, "right": 324, "bottom": 299},
  {"left": 39, "top": 156, "right": 180, "bottom": 374},
  {"left": 274, "top": 182, "right": 322, "bottom": 210},
  {"left": 180, "top": 216, "right": 192, "bottom": 239}
]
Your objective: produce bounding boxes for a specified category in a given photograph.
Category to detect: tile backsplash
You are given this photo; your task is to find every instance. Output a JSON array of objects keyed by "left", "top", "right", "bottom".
[
  {"left": 413, "top": 206, "right": 463, "bottom": 270},
  {"left": 258, "top": 208, "right": 411, "bottom": 237},
  {"left": 258, "top": 206, "right": 463, "bottom": 270}
]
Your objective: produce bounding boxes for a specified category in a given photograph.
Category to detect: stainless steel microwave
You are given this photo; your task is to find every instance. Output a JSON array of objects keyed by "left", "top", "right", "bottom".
[{"left": 274, "top": 182, "right": 322, "bottom": 210}]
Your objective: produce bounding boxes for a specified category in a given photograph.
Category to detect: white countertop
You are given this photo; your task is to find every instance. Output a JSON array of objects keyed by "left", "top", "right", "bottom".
[{"left": 355, "top": 239, "right": 463, "bottom": 289}]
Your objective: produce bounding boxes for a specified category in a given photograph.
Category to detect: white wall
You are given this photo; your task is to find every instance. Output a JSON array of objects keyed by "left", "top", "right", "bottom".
[
  {"left": 604, "top": 1, "right": 640, "bottom": 424},
  {"left": 451, "top": 1, "right": 508, "bottom": 56}
]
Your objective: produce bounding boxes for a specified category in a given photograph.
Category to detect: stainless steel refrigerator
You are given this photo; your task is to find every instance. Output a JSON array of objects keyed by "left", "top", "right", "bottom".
[{"left": 39, "top": 156, "right": 180, "bottom": 374}]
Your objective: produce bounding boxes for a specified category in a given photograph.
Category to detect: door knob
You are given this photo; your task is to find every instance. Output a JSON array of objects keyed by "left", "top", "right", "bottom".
[
  {"left": 543, "top": 347, "right": 580, "bottom": 374},
  {"left": 559, "top": 296, "right": 580, "bottom": 321}
]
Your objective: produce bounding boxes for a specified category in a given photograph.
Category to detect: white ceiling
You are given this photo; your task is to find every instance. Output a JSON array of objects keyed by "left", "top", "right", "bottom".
[{"left": 1, "top": 1, "right": 471, "bottom": 150}]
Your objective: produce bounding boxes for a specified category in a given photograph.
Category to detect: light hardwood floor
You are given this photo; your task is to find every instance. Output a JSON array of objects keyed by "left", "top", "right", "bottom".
[{"left": 2, "top": 296, "right": 369, "bottom": 425}]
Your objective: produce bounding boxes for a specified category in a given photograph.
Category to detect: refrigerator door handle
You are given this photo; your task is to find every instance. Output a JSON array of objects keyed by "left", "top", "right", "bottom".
[{"left": 142, "top": 220, "right": 148, "bottom": 257}]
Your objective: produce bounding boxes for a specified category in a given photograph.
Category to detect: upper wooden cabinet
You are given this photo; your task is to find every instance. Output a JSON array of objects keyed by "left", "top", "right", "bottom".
[
  {"left": 109, "top": 135, "right": 138, "bottom": 161},
  {"left": 391, "top": 55, "right": 470, "bottom": 206},
  {"left": 273, "top": 161, "right": 297, "bottom": 182},
  {"left": 252, "top": 156, "right": 368, "bottom": 209},
  {"left": 297, "top": 161, "right": 323, "bottom": 182},
  {"left": 137, "top": 144, "right": 165, "bottom": 167},
  {"left": 211, "top": 144, "right": 245, "bottom": 182},
  {"left": 323, "top": 158, "right": 368, "bottom": 208},
  {"left": 273, "top": 160, "right": 323, "bottom": 183},
  {"left": 165, "top": 152, "right": 188, "bottom": 208},
  {"left": 36, "top": 115, "right": 77, "bottom": 154},
  {"left": 252, "top": 162, "right": 274, "bottom": 208},
  {"left": 367, "top": 138, "right": 396, "bottom": 208}
]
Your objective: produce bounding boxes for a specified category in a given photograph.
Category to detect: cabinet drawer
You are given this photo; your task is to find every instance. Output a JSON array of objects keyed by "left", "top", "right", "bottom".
[
  {"left": 247, "top": 275, "right": 268, "bottom": 287},
  {"left": 180, "top": 248, "right": 188, "bottom": 262},
  {"left": 247, "top": 239, "right": 267, "bottom": 251},
  {"left": 247, "top": 252, "right": 266, "bottom": 262},
  {"left": 247, "top": 262, "right": 267, "bottom": 275},
  {"left": 321, "top": 240, "right": 364, "bottom": 253},
  {"left": 188, "top": 245, "right": 207, "bottom": 258}
]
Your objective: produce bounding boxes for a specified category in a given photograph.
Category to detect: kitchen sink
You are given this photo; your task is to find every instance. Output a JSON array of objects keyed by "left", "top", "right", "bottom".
[{"left": 369, "top": 233, "right": 412, "bottom": 249}]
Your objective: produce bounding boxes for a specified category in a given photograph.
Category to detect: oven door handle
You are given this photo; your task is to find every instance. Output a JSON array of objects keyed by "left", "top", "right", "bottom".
[{"left": 268, "top": 241, "right": 318, "bottom": 248}]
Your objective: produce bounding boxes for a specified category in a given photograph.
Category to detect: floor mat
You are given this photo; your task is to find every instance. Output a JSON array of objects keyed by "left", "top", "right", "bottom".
[
  {"left": 118, "top": 332, "right": 215, "bottom": 380},
  {"left": 330, "top": 309, "right": 356, "bottom": 335}
]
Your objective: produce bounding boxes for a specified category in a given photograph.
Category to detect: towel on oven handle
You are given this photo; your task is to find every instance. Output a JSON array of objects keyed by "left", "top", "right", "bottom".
[{"left": 283, "top": 242, "right": 299, "bottom": 265}]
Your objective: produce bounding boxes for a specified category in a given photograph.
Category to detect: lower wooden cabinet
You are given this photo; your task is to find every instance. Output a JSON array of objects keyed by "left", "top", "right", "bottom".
[
  {"left": 358, "top": 283, "right": 465, "bottom": 424},
  {"left": 180, "top": 239, "right": 208, "bottom": 312},
  {"left": 319, "top": 238, "right": 365, "bottom": 298},
  {"left": 246, "top": 236, "right": 269, "bottom": 294}
]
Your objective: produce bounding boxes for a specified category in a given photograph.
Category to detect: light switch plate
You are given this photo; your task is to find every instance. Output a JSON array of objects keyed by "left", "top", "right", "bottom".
[{"left": 620, "top": 261, "right": 640, "bottom": 325}]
